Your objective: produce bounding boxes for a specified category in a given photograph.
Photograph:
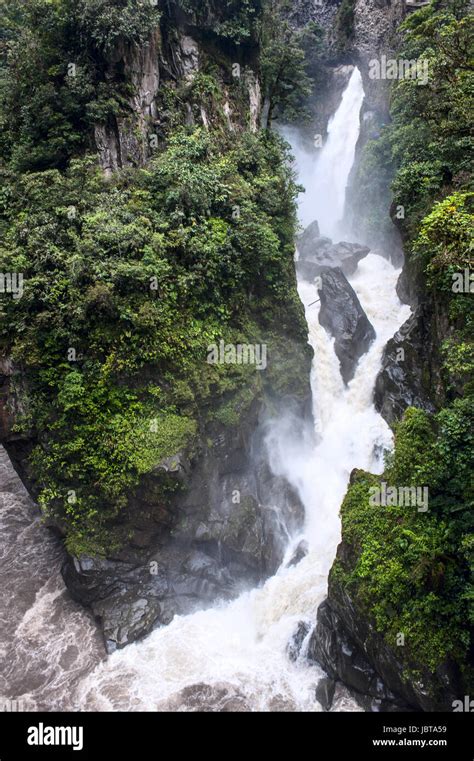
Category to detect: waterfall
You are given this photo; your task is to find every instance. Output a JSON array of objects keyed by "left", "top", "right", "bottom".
[
  {"left": 293, "top": 67, "right": 365, "bottom": 237},
  {"left": 68, "top": 68, "right": 410, "bottom": 712},
  {"left": 0, "top": 67, "right": 410, "bottom": 713}
]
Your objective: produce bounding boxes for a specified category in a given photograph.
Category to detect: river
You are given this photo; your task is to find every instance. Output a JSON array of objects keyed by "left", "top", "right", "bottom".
[{"left": 0, "top": 67, "right": 410, "bottom": 713}]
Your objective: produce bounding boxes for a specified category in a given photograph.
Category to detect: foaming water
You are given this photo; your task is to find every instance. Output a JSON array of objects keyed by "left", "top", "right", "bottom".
[
  {"left": 73, "top": 69, "right": 408, "bottom": 713},
  {"left": 0, "top": 448, "right": 104, "bottom": 711},
  {"left": 2, "top": 67, "right": 410, "bottom": 712},
  {"left": 286, "top": 67, "right": 365, "bottom": 236},
  {"left": 74, "top": 249, "right": 409, "bottom": 712}
]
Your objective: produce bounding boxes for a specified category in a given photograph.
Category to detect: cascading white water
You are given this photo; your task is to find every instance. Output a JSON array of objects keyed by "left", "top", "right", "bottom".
[
  {"left": 69, "top": 68, "right": 411, "bottom": 712},
  {"left": 0, "top": 66, "right": 408, "bottom": 713},
  {"left": 292, "top": 67, "right": 364, "bottom": 237}
]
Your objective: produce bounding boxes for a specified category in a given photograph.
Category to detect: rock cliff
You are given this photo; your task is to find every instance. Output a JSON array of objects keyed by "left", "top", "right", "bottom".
[{"left": 0, "top": 1, "right": 313, "bottom": 651}]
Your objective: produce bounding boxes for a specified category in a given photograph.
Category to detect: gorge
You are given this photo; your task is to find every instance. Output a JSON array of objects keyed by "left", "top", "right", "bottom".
[{"left": 0, "top": 0, "right": 472, "bottom": 715}]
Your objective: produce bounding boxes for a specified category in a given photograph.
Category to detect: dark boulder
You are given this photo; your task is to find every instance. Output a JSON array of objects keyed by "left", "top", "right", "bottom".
[
  {"left": 330, "top": 241, "right": 371, "bottom": 276},
  {"left": 308, "top": 600, "right": 411, "bottom": 711},
  {"left": 374, "top": 308, "right": 438, "bottom": 426},
  {"left": 296, "top": 219, "right": 321, "bottom": 258},
  {"left": 315, "top": 676, "right": 337, "bottom": 712},
  {"left": 297, "top": 221, "right": 370, "bottom": 281},
  {"left": 318, "top": 267, "right": 376, "bottom": 384},
  {"left": 286, "top": 539, "right": 309, "bottom": 568},
  {"left": 287, "top": 620, "right": 311, "bottom": 662},
  {"left": 297, "top": 241, "right": 371, "bottom": 281}
]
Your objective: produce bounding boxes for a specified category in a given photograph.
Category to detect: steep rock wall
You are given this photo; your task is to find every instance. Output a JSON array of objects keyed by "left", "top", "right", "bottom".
[{"left": 0, "top": 3, "right": 313, "bottom": 651}]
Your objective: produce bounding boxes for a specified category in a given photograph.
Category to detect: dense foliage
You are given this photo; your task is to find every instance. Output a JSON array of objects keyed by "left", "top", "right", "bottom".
[
  {"left": 175, "top": 0, "right": 262, "bottom": 44},
  {"left": 0, "top": 0, "right": 310, "bottom": 555},
  {"left": 338, "top": 0, "right": 473, "bottom": 689},
  {"left": 335, "top": 0, "right": 356, "bottom": 50},
  {"left": 258, "top": 0, "right": 323, "bottom": 125},
  {"left": 337, "top": 402, "right": 473, "bottom": 684},
  {"left": 0, "top": 0, "right": 162, "bottom": 171},
  {"left": 352, "top": 0, "right": 473, "bottom": 246}
]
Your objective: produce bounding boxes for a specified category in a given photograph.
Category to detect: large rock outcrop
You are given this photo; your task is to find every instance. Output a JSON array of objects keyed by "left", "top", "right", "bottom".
[
  {"left": 374, "top": 308, "right": 437, "bottom": 425},
  {"left": 353, "top": 0, "right": 405, "bottom": 121},
  {"left": 287, "top": 0, "right": 406, "bottom": 122},
  {"left": 61, "top": 403, "right": 308, "bottom": 652},
  {"left": 93, "top": 8, "right": 262, "bottom": 173},
  {"left": 318, "top": 267, "right": 376, "bottom": 384},
  {"left": 307, "top": 510, "right": 467, "bottom": 712},
  {"left": 1, "top": 343, "right": 311, "bottom": 654},
  {"left": 295, "top": 223, "right": 375, "bottom": 387},
  {"left": 297, "top": 220, "right": 370, "bottom": 279},
  {"left": 0, "top": 4, "right": 313, "bottom": 653},
  {"left": 308, "top": 601, "right": 412, "bottom": 712},
  {"left": 374, "top": 287, "right": 460, "bottom": 426}
]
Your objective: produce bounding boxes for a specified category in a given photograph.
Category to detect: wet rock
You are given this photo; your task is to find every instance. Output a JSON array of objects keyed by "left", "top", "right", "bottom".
[
  {"left": 308, "top": 600, "right": 413, "bottom": 711},
  {"left": 374, "top": 309, "right": 438, "bottom": 426},
  {"left": 308, "top": 583, "right": 466, "bottom": 712},
  {"left": 315, "top": 676, "right": 336, "bottom": 712},
  {"left": 98, "top": 597, "right": 162, "bottom": 653},
  {"left": 297, "top": 222, "right": 370, "bottom": 280},
  {"left": 331, "top": 242, "right": 370, "bottom": 277},
  {"left": 296, "top": 220, "right": 321, "bottom": 258},
  {"left": 318, "top": 267, "right": 376, "bottom": 384},
  {"left": 287, "top": 621, "right": 311, "bottom": 662},
  {"left": 286, "top": 540, "right": 309, "bottom": 568}
]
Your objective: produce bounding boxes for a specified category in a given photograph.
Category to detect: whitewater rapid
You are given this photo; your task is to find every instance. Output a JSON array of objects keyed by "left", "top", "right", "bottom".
[
  {"left": 70, "top": 251, "right": 409, "bottom": 712},
  {"left": 0, "top": 66, "right": 411, "bottom": 712},
  {"left": 0, "top": 448, "right": 104, "bottom": 712},
  {"left": 68, "top": 69, "right": 410, "bottom": 712}
]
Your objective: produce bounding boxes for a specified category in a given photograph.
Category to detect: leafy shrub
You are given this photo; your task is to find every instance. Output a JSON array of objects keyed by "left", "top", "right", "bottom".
[
  {"left": 0, "top": 124, "right": 307, "bottom": 554},
  {"left": 337, "top": 403, "right": 473, "bottom": 681}
]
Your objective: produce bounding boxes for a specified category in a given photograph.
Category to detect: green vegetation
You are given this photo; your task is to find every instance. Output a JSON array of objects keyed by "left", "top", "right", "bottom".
[
  {"left": 338, "top": 0, "right": 473, "bottom": 690},
  {"left": 259, "top": 0, "right": 323, "bottom": 125},
  {"left": 336, "top": 403, "right": 473, "bottom": 684},
  {"left": 0, "top": 0, "right": 310, "bottom": 555},
  {"left": 335, "top": 0, "right": 356, "bottom": 48},
  {"left": 352, "top": 0, "right": 473, "bottom": 245},
  {"left": 176, "top": 0, "right": 261, "bottom": 44},
  {"left": 0, "top": 0, "right": 161, "bottom": 171}
]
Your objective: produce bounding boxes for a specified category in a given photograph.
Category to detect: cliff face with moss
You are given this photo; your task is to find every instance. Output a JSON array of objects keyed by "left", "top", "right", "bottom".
[
  {"left": 0, "top": 0, "right": 471, "bottom": 699},
  {"left": 0, "top": 0, "right": 313, "bottom": 650},
  {"left": 309, "top": 0, "right": 473, "bottom": 711}
]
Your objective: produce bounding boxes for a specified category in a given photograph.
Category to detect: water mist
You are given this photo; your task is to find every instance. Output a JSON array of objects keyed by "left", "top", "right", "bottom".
[
  {"left": 69, "top": 67, "right": 410, "bottom": 712},
  {"left": 0, "top": 67, "right": 411, "bottom": 714}
]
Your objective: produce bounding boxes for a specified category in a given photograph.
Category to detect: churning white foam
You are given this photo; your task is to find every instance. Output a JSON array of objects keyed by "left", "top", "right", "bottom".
[
  {"left": 1, "top": 66, "right": 410, "bottom": 713},
  {"left": 73, "top": 70, "right": 410, "bottom": 712},
  {"left": 284, "top": 67, "right": 365, "bottom": 237}
]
